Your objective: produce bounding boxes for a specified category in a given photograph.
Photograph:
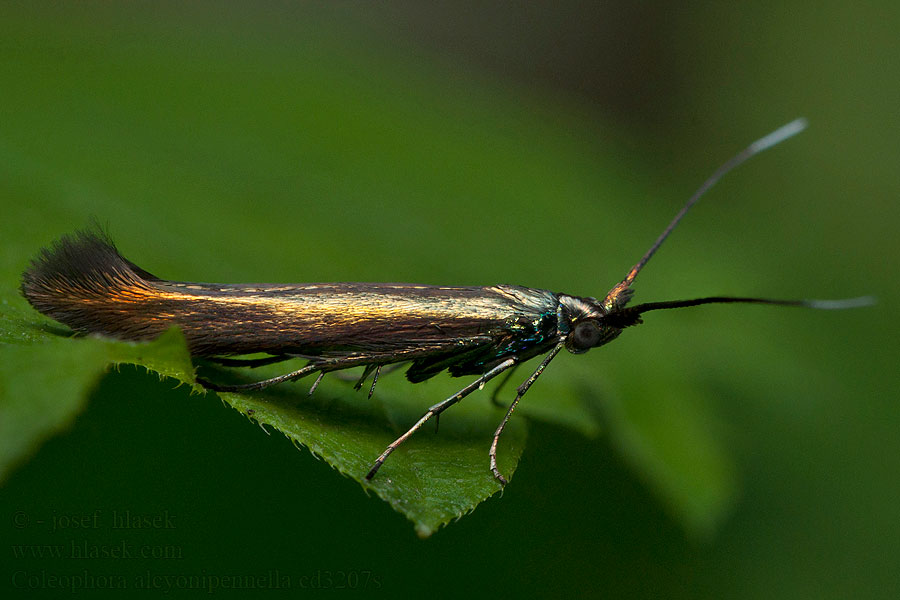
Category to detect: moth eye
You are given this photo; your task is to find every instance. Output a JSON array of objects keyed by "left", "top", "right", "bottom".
[{"left": 571, "top": 320, "right": 602, "bottom": 351}]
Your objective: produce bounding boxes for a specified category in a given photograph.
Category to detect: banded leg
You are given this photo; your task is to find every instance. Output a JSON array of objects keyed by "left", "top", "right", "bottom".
[
  {"left": 353, "top": 364, "right": 379, "bottom": 391},
  {"left": 308, "top": 371, "right": 326, "bottom": 395},
  {"left": 367, "top": 366, "right": 382, "bottom": 399},
  {"left": 309, "top": 363, "right": 405, "bottom": 398},
  {"left": 365, "top": 357, "right": 517, "bottom": 481},
  {"left": 197, "top": 353, "right": 397, "bottom": 392},
  {"left": 196, "top": 361, "right": 323, "bottom": 392},
  {"left": 352, "top": 364, "right": 385, "bottom": 398},
  {"left": 490, "top": 343, "right": 564, "bottom": 485},
  {"left": 334, "top": 363, "right": 402, "bottom": 386}
]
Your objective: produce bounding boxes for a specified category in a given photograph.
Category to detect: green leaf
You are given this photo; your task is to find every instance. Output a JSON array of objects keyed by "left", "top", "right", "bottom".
[
  {"left": 219, "top": 375, "right": 526, "bottom": 538},
  {"left": 0, "top": 4, "right": 737, "bottom": 537},
  {"left": 0, "top": 284, "right": 526, "bottom": 536},
  {"left": 602, "top": 376, "right": 737, "bottom": 539},
  {"left": 0, "top": 303, "right": 196, "bottom": 486}
]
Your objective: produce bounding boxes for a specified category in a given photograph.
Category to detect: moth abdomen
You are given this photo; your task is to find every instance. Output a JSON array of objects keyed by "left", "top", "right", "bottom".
[{"left": 20, "top": 229, "right": 170, "bottom": 340}]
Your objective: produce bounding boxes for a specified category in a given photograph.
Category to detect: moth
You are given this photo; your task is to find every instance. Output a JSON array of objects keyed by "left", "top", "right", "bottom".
[{"left": 21, "top": 119, "right": 871, "bottom": 484}]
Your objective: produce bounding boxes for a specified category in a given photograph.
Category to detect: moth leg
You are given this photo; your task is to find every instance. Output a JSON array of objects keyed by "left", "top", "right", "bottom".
[
  {"left": 333, "top": 362, "right": 402, "bottom": 384},
  {"left": 353, "top": 364, "right": 379, "bottom": 391},
  {"left": 365, "top": 357, "right": 517, "bottom": 481},
  {"left": 205, "top": 354, "right": 292, "bottom": 368},
  {"left": 490, "top": 364, "right": 520, "bottom": 407},
  {"left": 197, "top": 363, "right": 321, "bottom": 392},
  {"left": 367, "top": 365, "right": 382, "bottom": 400},
  {"left": 328, "top": 363, "right": 398, "bottom": 397},
  {"left": 490, "top": 343, "right": 564, "bottom": 486},
  {"left": 198, "top": 355, "right": 386, "bottom": 393},
  {"left": 308, "top": 371, "right": 326, "bottom": 396}
]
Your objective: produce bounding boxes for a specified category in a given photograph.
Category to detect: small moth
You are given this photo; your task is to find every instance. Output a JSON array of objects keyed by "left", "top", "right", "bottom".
[{"left": 21, "top": 119, "right": 872, "bottom": 484}]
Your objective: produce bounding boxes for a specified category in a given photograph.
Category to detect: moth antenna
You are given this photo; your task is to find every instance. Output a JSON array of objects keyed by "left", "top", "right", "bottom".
[
  {"left": 613, "top": 118, "right": 808, "bottom": 300},
  {"left": 628, "top": 294, "right": 876, "bottom": 317}
]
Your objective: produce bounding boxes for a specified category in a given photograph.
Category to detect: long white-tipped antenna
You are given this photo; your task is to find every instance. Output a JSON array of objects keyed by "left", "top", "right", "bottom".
[
  {"left": 619, "top": 118, "right": 808, "bottom": 289},
  {"left": 599, "top": 118, "right": 875, "bottom": 318},
  {"left": 629, "top": 294, "right": 876, "bottom": 316}
]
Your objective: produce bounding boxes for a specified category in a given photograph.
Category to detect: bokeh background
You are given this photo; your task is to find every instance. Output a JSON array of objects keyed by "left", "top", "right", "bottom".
[{"left": 1, "top": 2, "right": 898, "bottom": 598}]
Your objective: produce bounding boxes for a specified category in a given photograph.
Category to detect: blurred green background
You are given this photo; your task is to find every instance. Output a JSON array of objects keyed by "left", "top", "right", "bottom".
[{"left": 1, "top": 2, "right": 898, "bottom": 597}]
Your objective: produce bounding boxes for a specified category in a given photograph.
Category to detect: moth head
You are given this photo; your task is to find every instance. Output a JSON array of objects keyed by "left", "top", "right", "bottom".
[{"left": 559, "top": 294, "right": 639, "bottom": 354}]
